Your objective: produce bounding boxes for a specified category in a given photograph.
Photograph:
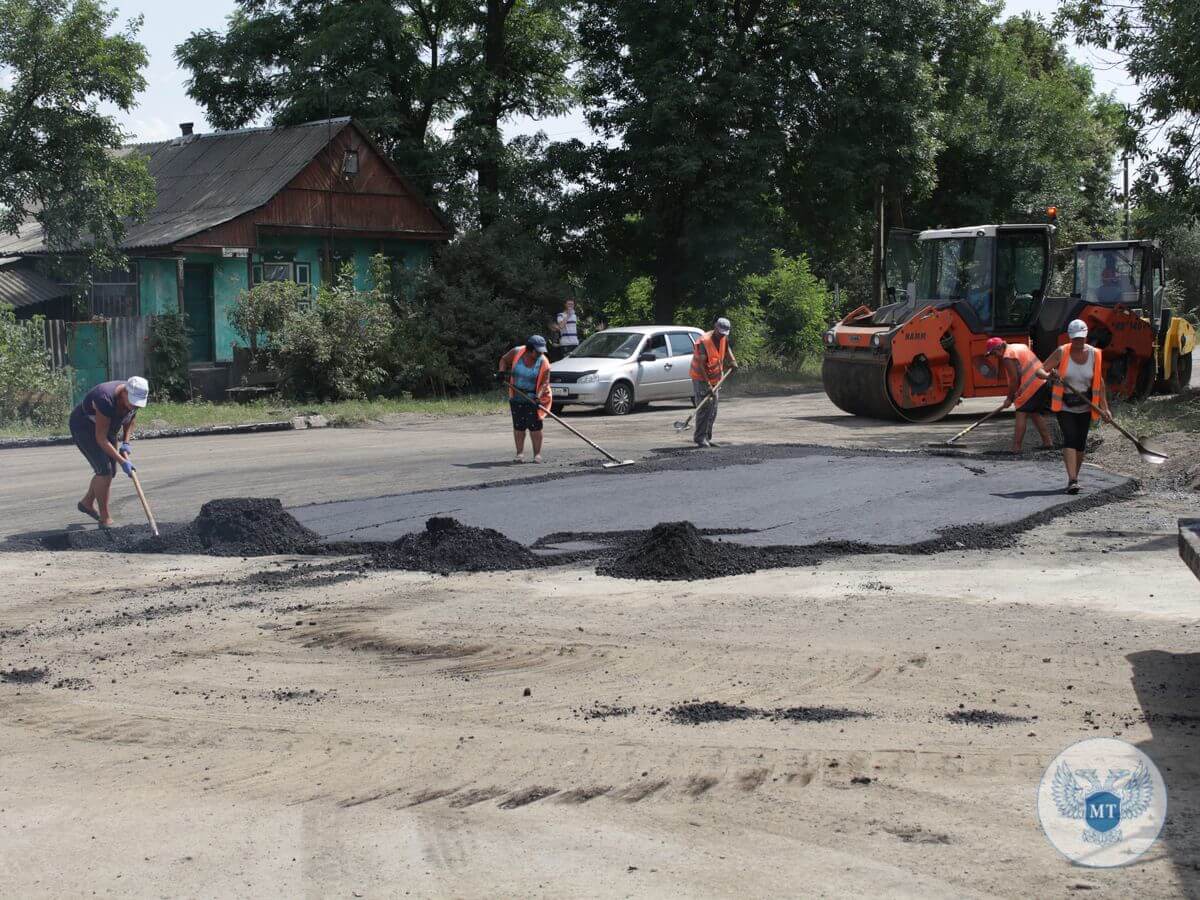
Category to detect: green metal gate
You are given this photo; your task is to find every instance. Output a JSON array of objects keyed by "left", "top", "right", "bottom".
[{"left": 68, "top": 321, "right": 109, "bottom": 405}]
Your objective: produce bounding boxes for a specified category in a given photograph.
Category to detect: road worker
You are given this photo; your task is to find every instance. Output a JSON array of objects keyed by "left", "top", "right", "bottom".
[
  {"left": 71, "top": 377, "right": 149, "bottom": 526},
  {"left": 689, "top": 316, "right": 738, "bottom": 448},
  {"left": 498, "top": 335, "right": 552, "bottom": 463},
  {"left": 984, "top": 337, "right": 1054, "bottom": 454}
]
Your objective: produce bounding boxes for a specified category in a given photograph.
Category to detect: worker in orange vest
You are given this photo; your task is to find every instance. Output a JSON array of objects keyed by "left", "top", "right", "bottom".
[
  {"left": 689, "top": 317, "right": 738, "bottom": 447},
  {"left": 498, "top": 335, "right": 552, "bottom": 463},
  {"left": 1036, "top": 319, "right": 1113, "bottom": 494},
  {"left": 984, "top": 337, "right": 1054, "bottom": 454}
]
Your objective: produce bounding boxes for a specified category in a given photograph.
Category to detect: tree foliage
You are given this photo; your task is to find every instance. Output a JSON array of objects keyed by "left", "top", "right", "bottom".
[
  {"left": 177, "top": 0, "right": 574, "bottom": 224},
  {"left": 0, "top": 0, "right": 154, "bottom": 265}
]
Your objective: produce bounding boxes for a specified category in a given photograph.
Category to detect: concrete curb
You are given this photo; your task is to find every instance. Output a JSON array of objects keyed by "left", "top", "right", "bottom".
[
  {"left": 1180, "top": 519, "right": 1200, "bottom": 582},
  {"left": 0, "top": 419, "right": 299, "bottom": 451}
]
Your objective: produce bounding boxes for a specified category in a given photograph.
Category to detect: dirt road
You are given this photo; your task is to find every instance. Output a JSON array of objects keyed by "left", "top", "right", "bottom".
[{"left": 1, "top": 390, "right": 1197, "bottom": 897}]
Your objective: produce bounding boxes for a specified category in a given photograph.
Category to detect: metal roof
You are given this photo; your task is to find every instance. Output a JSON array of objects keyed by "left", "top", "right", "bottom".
[
  {"left": 0, "top": 264, "right": 71, "bottom": 309},
  {"left": 0, "top": 117, "right": 373, "bottom": 255}
]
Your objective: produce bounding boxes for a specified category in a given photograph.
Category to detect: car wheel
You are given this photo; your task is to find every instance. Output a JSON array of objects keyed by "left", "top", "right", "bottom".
[{"left": 605, "top": 381, "right": 634, "bottom": 415}]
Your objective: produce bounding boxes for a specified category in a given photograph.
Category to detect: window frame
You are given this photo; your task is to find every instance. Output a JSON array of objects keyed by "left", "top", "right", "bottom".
[{"left": 668, "top": 332, "right": 698, "bottom": 357}]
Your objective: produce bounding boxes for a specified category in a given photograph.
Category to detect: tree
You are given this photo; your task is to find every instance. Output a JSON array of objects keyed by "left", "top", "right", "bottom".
[
  {"left": 919, "top": 15, "right": 1121, "bottom": 243},
  {"left": 0, "top": 0, "right": 154, "bottom": 264},
  {"left": 177, "top": 0, "right": 574, "bottom": 224},
  {"left": 1061, "top": 1, "right": 1200, "bottom": 218}
]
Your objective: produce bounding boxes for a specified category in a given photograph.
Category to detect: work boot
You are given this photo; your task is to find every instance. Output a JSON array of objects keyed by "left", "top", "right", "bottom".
[{"left": 696, "top": 438, "right": 711, "bottom": 448}]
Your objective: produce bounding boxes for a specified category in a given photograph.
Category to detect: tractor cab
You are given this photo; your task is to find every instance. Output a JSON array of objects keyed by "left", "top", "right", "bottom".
[{"left": 1072, "top": 240, "right": 1166, "bottom": 324}]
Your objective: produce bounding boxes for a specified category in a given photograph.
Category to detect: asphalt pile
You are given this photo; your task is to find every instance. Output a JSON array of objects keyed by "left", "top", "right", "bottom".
[
  {"left": 367, "top": 517, "right": 540, "bottom": 573},
  {"left": 597, "top": 521, "right": 763, "bottom": 581},
  {"left": 135, "top": 498, "right": 322, "bottom": 557}
]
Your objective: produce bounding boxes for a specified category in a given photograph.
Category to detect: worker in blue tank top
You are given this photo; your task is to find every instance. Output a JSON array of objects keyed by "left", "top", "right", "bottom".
[{"left": 498, "top": 335, "right": 552, "bottom": 463}]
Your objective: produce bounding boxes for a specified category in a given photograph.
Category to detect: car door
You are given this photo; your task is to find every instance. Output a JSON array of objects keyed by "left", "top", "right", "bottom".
[
  {"left": 666, "top": 331, "right": 699, "bottom": 397},
  {"left": 634, "top": 332, "right": 673, "bottom": 399}
]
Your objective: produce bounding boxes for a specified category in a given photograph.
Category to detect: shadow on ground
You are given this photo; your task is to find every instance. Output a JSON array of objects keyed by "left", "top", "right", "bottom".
[{"left": 1128, "top": 650, "right": 1200, "bottom": 895}]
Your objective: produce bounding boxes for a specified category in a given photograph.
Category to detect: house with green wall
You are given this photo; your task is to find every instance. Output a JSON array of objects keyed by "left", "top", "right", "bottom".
[{"left": 0, "top": 117, "right": 453, "bottom": 395}]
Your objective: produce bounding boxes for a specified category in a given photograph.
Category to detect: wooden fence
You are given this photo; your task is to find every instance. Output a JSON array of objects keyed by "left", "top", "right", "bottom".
[{"left": 30, "top": 316, "right": 150, "bottom": 382}]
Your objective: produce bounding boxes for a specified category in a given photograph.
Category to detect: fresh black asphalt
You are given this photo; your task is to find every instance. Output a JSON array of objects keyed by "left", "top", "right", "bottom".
[{"left": 289, "top": 446, "right": 1133, "bottom": 550}]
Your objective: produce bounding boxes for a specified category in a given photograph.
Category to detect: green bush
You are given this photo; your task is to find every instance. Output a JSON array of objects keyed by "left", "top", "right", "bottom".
[
  {"left": 0, "top": 304, "right": 70, "bottom": 425},
  {"left": 147, "top": 312, "right": 191, "bottom": 401},
  {"left": 275, "top": 266, "right": 394, "bottom": 401},
  {"left": 743, "top": 251, "right": 834, "bottom": 365},
  {"left": 228, "top": 280, "right": 304, "bottom": 357}
]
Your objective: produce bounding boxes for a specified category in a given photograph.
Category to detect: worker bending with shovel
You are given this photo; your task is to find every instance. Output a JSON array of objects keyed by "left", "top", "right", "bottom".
[
  {"left": 71, "top": 377, "right": 149, "bottom": 526},
  {"left": 984, "top": 337, "right": 1054, "bottom": 454},
  {"left": 690, "top": 317, "right": 738, "bottom": 447},
  {"left": 498, "top": 335, "right": 553, "bottom": 463}
]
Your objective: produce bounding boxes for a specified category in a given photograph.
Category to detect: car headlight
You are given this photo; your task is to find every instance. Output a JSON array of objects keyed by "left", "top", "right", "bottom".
[
  {"left": 577, "top": 373, "right": 599, "bottom": 384},
  {"left": 825, "top": 331, "right": 836, "bottom": 345},
  {"left": 871, "top": 334, "right": 881, "bottom": 347}
]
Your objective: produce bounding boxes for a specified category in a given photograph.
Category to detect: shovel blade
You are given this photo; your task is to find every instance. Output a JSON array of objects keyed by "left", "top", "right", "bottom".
[
  {"left": 1136, "top": 436, "right": 1169, "bottom": 465},
  {"left": 602, "top": 459, "right": 637, "bottom": 469}
]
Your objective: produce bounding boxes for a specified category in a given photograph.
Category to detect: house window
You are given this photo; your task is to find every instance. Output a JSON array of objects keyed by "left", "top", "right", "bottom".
[
  {"left": 89, "top": 263, "right": 139, "bottom": 318},
  {"left": 252, "top": 260, "right": 312, "bottom": 304},
  {"left": 341, "top": 150, "right": 359, "bottom": 177}
]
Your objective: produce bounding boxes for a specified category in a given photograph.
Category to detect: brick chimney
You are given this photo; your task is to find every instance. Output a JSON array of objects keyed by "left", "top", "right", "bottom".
[{"left": 179, "top": 123, "right": 194, "bottom": 136}]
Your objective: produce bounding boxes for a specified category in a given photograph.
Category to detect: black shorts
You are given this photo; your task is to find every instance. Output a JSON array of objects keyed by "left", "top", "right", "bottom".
[
  {"left": 71, "top": 417, "right": 117, "bottom": 477},
  {"left": 1057, "top": 410, "right": 1092, "bottom": 452},
  {"left": 510, "top": 400, "right": 544, "bottom": 432},
  {"left": 1017, "top": 382, "right": 1050, "bottom": 414}
]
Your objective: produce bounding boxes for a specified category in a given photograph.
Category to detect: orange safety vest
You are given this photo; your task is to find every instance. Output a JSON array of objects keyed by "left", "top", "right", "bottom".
[
  {"left": 501, "top": 346, "right": 552, "bottom": 418},
  {"left": 1003, "top": 343, "right": 1045, "bottom": 408},
  {"left": 1050, "top": 346, "right": 1103, "bottom": 421},
  {"left": 689, "top": 332, "right": 728, "bottom": 385}
]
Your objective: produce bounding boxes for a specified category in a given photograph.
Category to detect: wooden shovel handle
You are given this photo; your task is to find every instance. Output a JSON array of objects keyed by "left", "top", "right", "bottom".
[{"left": 129, "top": 470, "right": 159, "bottom": 536}]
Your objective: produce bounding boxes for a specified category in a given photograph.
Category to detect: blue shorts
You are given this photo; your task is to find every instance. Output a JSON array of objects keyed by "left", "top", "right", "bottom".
[{"left": 70, "top": 416, "right": 117, "bottom": 477}]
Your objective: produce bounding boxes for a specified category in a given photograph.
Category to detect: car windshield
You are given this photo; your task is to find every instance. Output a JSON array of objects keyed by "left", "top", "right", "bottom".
[
  {"left": 1074, "top": 246, "right": 1143, "bottom": 307},
  {"left": 915, "top": 236, "right": 994, "bottom": 322},
  {"left": 569, "top": 331, "right": 643, "bottom": 359}
]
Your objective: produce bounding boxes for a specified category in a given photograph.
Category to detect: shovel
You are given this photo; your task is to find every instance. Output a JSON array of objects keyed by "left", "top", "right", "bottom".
[
  {"left": 129, "top": 469, "right": 160, "bottom": 536},
  {"left": 674, "top": 368, "right": 733, "bottom": 432},
  {"left": 938, "top": 402, "right": 1007, "bottom": 446},
  {"left": 1060, "top": 383, "right": 1168, "bottom": 466},
  {"left": 507, "top": 383, "right": 636, "bottom": 469}
]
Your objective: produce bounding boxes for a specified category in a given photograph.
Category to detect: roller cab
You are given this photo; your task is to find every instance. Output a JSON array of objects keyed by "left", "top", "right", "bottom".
[
  {"left": 823, "top": 225, "right": 1053, "bottom": 422},
  {"left": 1036, "top": 240, "right": 1194, "bottom": 398}
]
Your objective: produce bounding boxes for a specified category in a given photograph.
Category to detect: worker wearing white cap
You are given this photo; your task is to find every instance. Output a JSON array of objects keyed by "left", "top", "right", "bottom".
[
  {"left": 689, "top": 316, "right": 738, "bottom": 447},
  {"left": 69, "top": 376, "right": 149, "bottom": 526},
  {"left": 1036, "top": 320, "right": 1112, "bottom": 494}
]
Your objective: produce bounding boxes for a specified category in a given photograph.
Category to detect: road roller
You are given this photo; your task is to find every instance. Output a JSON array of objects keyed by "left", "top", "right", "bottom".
[
  {"left": 822, "top": 224, "right": 1055, "bottom": 422},
  {"left": 1034, "top": 239, "right": 1195, "bottom": 399}
]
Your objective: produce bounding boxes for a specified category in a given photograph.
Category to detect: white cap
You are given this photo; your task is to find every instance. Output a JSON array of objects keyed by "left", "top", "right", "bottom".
[
  {"left": 715, "top": 317, "right": 732, "bottom": 335},
  {"left": 1067, "top": 319, "right": 1089, "bottom": 339},
  {"left": 125, "top": 376, "right": 150, "bottom": 408}
]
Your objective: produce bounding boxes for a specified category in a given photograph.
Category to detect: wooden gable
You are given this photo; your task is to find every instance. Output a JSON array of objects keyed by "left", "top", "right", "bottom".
[{"left": 174, "top": 123, "right": 452, "bottom": 250}]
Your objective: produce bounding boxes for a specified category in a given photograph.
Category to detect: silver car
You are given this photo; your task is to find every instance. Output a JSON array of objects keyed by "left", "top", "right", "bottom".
[{"left": 549, "top": 325, "right": 704, "bottom": 415}]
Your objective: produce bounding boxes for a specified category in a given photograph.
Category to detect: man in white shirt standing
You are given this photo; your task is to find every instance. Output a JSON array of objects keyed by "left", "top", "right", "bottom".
[{"left": 555, "top": 299, "right": 580, "bottom": 359}]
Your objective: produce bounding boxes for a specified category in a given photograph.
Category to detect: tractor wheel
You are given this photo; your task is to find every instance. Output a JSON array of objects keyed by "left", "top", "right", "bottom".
[
  {"left": 1177, "top": 350, "right": 1193, "bottom": 392},
  {"left": 1132, "top": 356, "right": 1156, "bottom": 401},
  {"left": 1164, "top": 349, "right": 1184, "bottom": 394}
]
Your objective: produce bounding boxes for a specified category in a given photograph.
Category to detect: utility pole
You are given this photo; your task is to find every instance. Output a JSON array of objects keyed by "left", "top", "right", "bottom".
[
  {"left": 872, "top": 181, "right": 885, "bottom": 307},
  {"left": 1122, "top": 154, "right": 1132, "bottom": 240}
]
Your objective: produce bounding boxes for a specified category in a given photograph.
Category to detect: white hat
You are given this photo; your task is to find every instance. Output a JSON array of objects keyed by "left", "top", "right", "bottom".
[
  {"left": 1067, "top": 319, "right": 1088, "bottom": 339},
  {"left": 715, "top": 317, "right": 732, "bottom": 335},
  {"left": 125, "top": 376, "right": 150, "bottom": 408}
]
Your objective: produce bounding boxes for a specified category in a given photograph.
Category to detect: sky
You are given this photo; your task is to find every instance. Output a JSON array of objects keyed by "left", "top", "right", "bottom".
[{"left": 107, "top": 0, "right": 1139, "bottom": 144}]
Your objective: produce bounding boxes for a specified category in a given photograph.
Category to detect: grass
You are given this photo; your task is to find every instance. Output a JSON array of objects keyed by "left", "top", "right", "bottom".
[
  {"left": 1112, "top": 387, "right": 1200, "bottom": 438},
  {"left": 0, "top": 359, "right": 822, "bottom": 440},
  {"left": 0, "top": 394, "right": 507, "bottom": 440},
  {"left": 723, "top": 358, "right": 823, "bottom": 397}
]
